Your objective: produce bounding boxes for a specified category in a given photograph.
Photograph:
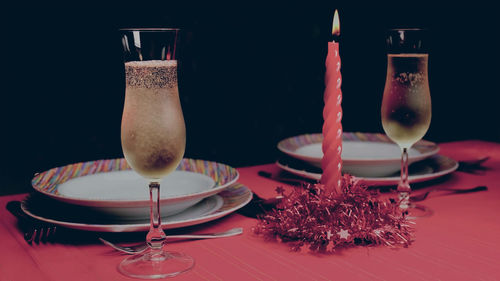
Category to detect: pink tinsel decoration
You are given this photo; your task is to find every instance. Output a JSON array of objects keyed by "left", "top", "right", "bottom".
[{"left": 254, "top": 175, "right": 414, "bottom": 252}]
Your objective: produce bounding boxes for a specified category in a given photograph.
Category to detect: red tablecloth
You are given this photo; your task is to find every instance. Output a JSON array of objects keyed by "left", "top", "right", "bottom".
[{"left": 1, "top": 140, "right": 499, "bottom": 281}]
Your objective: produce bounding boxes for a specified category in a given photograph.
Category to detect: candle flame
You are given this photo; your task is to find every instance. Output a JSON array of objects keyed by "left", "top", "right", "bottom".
[
  {"left": 332, "top": 10, "right": 340, "bottom": 36},
  {"left": 166, "top": 46, "right": 172, "bottom": 60}
]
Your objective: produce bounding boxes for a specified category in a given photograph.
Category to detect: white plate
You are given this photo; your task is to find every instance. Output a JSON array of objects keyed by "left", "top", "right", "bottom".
[
  {"left": 31, "top": 158, "right": 239, "bottom": 219},
  {"left": 277, "top": 132, "right": 440, "bottom": 176},
  {"left": 276, "top": 154, "right": 458, "bottom": 186},
  {"left": 21, "top": 184, "right": 252, "bottom": 232}
]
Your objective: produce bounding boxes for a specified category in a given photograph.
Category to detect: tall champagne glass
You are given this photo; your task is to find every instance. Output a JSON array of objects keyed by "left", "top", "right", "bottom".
[
  {"left": 381, "top": 29, "right": 431, "bottom": 214},
  {"left": 119, "top": 28, "right": 194, "bottom": 279}
]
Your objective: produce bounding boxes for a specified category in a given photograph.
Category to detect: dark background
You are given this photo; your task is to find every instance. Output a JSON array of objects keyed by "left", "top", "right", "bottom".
[{"left": 2, "top": 3, "right": 498, "bottom": 194}]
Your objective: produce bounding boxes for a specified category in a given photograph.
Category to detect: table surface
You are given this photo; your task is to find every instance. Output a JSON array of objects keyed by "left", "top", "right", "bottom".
[{"left": 1, "top": 140, "right": 499, "bottom": 281}]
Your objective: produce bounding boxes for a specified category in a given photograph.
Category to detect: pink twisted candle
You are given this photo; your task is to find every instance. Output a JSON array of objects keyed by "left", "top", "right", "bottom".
[{"left": 321, "top": 10, "right": 342, "bottom": 194}]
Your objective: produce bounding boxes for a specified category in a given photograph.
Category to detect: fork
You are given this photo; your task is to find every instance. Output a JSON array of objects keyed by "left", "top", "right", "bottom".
[
  {"left": 257, "top": 171, "right": 309, "bottom": 186},
  {"left": 457, "top": 156, "right": 490, "bottom": 173},
  {"left": 6, "top": 201, "right": 57, "bottom": 244},
  {"left": 99, "top": 227, "right": 243, "bottom": 254},
  {"left": 25, "top": 226, "right": 57, "bottom": 244},
  {"left": 410, "top": 185, "right": 487, "bottom": 202}
]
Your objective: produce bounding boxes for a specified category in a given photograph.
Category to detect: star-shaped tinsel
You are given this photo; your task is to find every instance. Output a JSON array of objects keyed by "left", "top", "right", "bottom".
[
  {"left": 337, "top": 229, "right": 350, "bottom": 240},
  {"left": 254, "top": 174, "right": 414, "bottom": 252}
]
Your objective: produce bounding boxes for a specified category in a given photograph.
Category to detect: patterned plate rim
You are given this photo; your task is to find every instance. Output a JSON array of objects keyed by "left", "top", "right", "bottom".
[{"left": 31, "top": 158, "right": 239, "bottom": 207}]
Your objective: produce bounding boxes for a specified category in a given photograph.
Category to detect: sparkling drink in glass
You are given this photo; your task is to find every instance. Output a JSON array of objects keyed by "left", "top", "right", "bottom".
[
  {"left": 118, "top": 28, "right": 194, "bottom": 279},
  {"left": 381, "top": 54, "right": 431, "bottom": 149},
  {"left": 381, "top": 29, "right": 432, "bottom": 213}
]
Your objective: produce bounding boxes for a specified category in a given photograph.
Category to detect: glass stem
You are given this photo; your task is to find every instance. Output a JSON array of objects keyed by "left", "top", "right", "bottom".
[
  {"left": 147, "top": 182, "right": 167, "bottom": 251},
  {"left": 398, "top": 147, "right": 411, "bottom": 210}
]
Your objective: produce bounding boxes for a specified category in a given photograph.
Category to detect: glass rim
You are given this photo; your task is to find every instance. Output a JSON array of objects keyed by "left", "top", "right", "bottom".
[
  {"left": 119, "top": 28, "right": 180, "bottom": 32},
  {"left": 387, "top": 28, "right": 427, "bottom": 32}
]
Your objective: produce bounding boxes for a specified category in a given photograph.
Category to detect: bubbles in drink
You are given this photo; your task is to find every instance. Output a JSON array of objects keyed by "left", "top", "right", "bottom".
[
  {"left": 394, "top": 72, "right": 425, "bottom": 87},
  {"left": 381, "top": 54, "right": 431, "bottom": 148},
  {"left": 121, "top": 60, "right": 186, "bottom": 180}
]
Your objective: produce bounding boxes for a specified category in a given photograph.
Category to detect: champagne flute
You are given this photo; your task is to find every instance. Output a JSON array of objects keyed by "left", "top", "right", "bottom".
[
  {"left": 118, "top": 28, "right": 194, "bottom": 279},
  {"left": 381, "top": 28, "right": 432, "bottom": 215}
]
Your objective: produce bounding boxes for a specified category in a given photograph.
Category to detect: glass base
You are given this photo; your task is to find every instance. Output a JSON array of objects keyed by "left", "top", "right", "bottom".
[
  {"left": 118, "top": 249, "right": 194, "bottom": 279},
  {"left": 405, "top": 203, "right": 434, "bottom": 219}
]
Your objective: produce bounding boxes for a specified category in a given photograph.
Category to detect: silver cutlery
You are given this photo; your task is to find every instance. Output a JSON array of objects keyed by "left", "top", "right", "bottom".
[
  {"left": 410, "top": 185, "right": 487, "bottom": 202},
  {"left": 99, "top": 227, "right": 243, "bottom": 254},
  {"left": 258, "top": 170, "right": 310, "bottom": 185},
  {"left": 6, "top": 200, "right": 57, "bottom": 244},
  {"left": 26, "top": 226, "right": 57, "bottom": 244},
  {"left": 457, "top": 156, "right": 490, "bottom": 173}
]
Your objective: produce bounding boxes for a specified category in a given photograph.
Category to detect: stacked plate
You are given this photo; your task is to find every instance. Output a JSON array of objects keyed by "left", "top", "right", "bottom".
[
  {"left": 22, "top": 158, "right": 252, "bottom": 232},
  {"left": 277, "top": 132, "right": 458, "bottom": 186}
]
